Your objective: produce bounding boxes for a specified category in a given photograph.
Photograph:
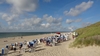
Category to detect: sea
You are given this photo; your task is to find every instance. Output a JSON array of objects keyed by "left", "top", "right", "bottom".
[{"left": 0, "top": 32, "right": 55, "bottom": 38}]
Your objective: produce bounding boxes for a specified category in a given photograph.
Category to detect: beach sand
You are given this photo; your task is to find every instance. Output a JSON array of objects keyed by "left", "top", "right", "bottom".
[{"left": 0, "top": 33, "right": 100, "bottom": 56}]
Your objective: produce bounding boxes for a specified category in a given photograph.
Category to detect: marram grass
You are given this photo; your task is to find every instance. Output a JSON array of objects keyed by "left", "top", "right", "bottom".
[{"left": 71, "top": 21, "right": 100, "bottom": 47}]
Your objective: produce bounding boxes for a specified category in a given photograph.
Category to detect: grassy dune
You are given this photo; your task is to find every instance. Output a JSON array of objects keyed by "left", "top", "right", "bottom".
[{"left": 72, "top": 21, "right": 100, "bottom": 47}]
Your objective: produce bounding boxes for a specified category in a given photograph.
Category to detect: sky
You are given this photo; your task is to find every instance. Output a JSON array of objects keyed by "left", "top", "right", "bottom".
[{"left": 0, "top": 0, "right": 100, "bottom": 32}]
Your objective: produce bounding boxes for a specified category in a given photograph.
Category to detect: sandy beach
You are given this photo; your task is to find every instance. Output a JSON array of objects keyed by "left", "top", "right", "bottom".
[{"left": 0, "top": 33, "right": 100, "bottom": 56}]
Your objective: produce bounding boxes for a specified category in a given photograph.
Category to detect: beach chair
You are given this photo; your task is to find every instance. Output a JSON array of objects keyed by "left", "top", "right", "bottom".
[
  {"left": 1, "top": 48, "right": 9, "bottom": 56},
  {"left": 21, "top": 45, "right": 27, "bottom": 53}
]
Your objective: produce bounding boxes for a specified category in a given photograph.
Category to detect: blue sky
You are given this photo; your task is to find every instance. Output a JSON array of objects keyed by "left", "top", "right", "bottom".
[{"left": 0, "top": 0, "right": 100, "bottom": 32}]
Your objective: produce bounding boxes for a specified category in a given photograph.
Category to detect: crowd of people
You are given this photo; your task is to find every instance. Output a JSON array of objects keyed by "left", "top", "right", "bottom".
[{"left": 0, "top": 33, "right": 70, "bottom": 55}]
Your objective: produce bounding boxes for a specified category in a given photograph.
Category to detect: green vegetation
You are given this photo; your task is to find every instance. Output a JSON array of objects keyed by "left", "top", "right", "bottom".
[{"left": 71, "top": 21, "right": 100, "bottom": 47}]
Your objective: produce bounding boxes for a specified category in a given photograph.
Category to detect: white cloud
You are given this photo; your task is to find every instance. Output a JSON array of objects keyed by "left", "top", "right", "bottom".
[
  {"left": 43, "top": 14, "right": 48, "bottom": 19},
  {"left": 68, "top": 26, "right": 77, "bottom": 31},
  {"left": 43, "top": 0, "right": 51, "bottom": 2},
  {"left": 66, "top": 19, "right": 73, "bottom": 24},
  {"left": 43, "top": 14, "right": 62, "bottom": 24},
  {"left": 9, "top": 14, "right": 62, "bottom": 31},
  {"left": 68, "top": 26, "right": 74, "bottom": 31},
  {"left": 0, "top": 0, "right": 39, "bottom": 25},
  {"left": 21, "top": 17, "right": 42, "bottom": 27},
  {"left": 6, "top": 0, "right": 39, "bottom": 14},
  {"left": 41, "top": 23, "right": 50, "bottom": 28},
  {"left": 0, "top": 13, "right": 63, "bottom": 32},
  {"left": 64, "top": 1, "right": 94, "bottom": 16},
  {"left": 24, "top": 14, "right": 62, "bottom": 30},
  {"left": 66, "top": 18, "right": 82, "bottom": 24},
  {"left": 43, "top": 14, "right": 62, "bottom": 30},
  {"left": 2, "top": 13, "right": 18, "bottom": 25},
  {"left": 14, "top": 16, "right": 43, "bottom": 31}
]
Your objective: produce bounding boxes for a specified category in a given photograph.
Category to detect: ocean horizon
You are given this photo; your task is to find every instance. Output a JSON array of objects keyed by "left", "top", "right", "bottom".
[
  {"left": 0, "top": 32, "right": 54, "bottom": 38},
  {"left": 0, "top": 31, "right": 68, "bottom": 38}
]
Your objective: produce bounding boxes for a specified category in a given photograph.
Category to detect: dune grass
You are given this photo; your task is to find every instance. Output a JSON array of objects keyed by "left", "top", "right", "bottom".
[{"left": 71, "top": 21, "right": 100, "bottom": 47}]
